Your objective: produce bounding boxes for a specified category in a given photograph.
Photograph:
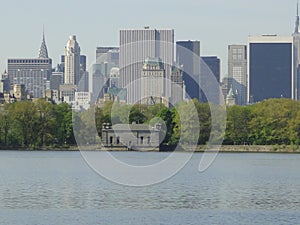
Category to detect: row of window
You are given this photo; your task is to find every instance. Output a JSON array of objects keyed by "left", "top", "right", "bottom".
[
  {"left": 109, "top": 136, "right": 151, "bottom": 145},
  {"left": 8, "top": 59, "right": 51, "bottom": 64}
]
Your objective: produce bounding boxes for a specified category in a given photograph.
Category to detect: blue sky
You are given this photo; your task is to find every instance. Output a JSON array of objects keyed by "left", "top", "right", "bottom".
[{"left": 0, "top": 0, "right": 296, "bottom": 77}]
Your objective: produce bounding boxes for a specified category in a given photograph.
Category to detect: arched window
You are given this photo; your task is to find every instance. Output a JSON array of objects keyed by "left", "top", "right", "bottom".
[
  {"left": 117, "top": 137, "right": 120, "bottom": 144},
  {"left": 110, "top": 136, "right": 113, "bottom": 144}
]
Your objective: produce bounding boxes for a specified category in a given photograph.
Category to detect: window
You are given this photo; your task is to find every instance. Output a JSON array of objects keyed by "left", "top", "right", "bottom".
[
  {"left": 110, "top": 136, "right": 113, "bottom": 144},
  {"left": 140, "top": 136, "right": 144, "bottom": 145}
]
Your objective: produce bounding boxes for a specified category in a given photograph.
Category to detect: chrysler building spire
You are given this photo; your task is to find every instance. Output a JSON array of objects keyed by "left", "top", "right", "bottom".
[{"left": 38, "top": 26, "right": 49, "bottom": 58}]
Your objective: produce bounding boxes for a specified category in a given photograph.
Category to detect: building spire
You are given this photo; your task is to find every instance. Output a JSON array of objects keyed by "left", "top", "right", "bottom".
[
  {"left": 295, "top": 1, "right": 300, "bottom": 34},
  {"left": 38, "top": 25, "right": 49, "bottom": 58}
]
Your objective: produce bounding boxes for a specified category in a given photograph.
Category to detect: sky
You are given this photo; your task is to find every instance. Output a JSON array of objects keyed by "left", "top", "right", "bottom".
[{"left": 0, "top": 0, "right": 297, "bottom": 78}]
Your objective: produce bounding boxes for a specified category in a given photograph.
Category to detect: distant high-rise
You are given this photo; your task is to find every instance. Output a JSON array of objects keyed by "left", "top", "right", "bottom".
[
  {"left": 50, "top": 67, "right": 63, "bottom": 91},
  {"left": 170, "top": 64, "right": 184, "bottom": 105},
  {"left": 141, "top": 57, "right": 167, "bottom": 106},
  {"left": 96, "top": 47, "right": 119, "bottom": 66},
  {"left": 200, "top": 56, "right": 221, "bottom": 103},
  {"left": 110, "top": 67, "right": 120, "bottom": 88},
  {"left": 64, "top": 35, "right": 81, "bottom": 85},
  {"left": 7, "top": 31, "right": 52, "bottom": 98},
  {"left": 248, "top": 36, "right": 294, "bottom": 103},
  {"left": 228, "top": 45, "right": 247, "bottom": 105},
  {"left": 176, "top": 40, "right": 200, "bottom": 100},
  {"left": 293, "top": 2, "right": 300, "bottom": 100},
  {"left": 201, "top": 56, "right": 220, "bottom": 83},
  {"left": 60, "top": 55, "right": 86, "bottom": 73},
  {"left": 119, "top": 28, "right": 174, "bottom": 103}
]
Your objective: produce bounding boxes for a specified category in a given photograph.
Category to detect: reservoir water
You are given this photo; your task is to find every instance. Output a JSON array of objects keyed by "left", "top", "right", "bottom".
[{"left": 0, "top": 151, "right": 300, "bottom": 224}]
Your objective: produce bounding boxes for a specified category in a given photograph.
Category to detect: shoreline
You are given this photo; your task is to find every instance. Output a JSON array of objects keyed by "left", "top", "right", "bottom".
[{"left": 1, "top": 145, "right": 300, "bottom": 153}]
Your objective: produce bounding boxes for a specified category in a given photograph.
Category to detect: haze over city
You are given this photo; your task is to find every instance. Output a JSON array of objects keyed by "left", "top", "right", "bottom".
[{"left": 0, "top": 0, "right": 296, "bottom": 75}]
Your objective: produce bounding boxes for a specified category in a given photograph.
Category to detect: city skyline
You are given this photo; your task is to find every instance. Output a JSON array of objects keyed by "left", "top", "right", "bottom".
[{"left": 0, "top": 0, "right": 296, "bottom": 76}]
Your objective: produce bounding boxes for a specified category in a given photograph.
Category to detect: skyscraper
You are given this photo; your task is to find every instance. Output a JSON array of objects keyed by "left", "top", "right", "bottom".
[
  {"left": 7, "top": 31, "right": 52, "bottom": 98},
  {"left": 200, "top": 56, "right": 221, "bottom": 103},
  {"left": 96, "top": 47, "right": 119, "bottom": 66},
  {"left": 248, "top": 35, "right": 294, "bottom": 103},
  {"left": 141, "top": 57, "right": 167, "bottom": 106},
  {"left": 64, "top": 35, "right": 81, "bottom": 85},
  {"left": 170, "top": 64, "right": 184, "bottom": 105},
  {"left": 176, "top": 40, "right": 200, "bottom": 100},
  {"left": 119, "top": 28, "right": 174, "bottom": 103},
  {"left": 201, "top": 56, "right": 220, "bottom": 83},
  {"left": 228, "top": 45, "right": 247, "bottom": 105},
  {"left": 293, "top": 2, "right": 300, "bottom": 100}
]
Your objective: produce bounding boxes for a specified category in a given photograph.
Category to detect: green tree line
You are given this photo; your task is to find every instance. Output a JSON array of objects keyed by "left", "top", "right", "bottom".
[
  {"left": 0, "top": 99, "right": 75, "bottom": 148},
  {"left": 1, "top": 98, "right": 300, "bottom": 148}
]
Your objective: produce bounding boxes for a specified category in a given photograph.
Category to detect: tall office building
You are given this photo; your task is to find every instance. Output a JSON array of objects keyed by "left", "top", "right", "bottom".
[
  {"left": 200, "top": 56, "right": 221, "bottom": 103},
  {"left": 64, "top": 35, "right": 81, "bottom": 85},
  {"left": 110, "top": 67, "right": 120, "bottom": 88},
  {"left": 170, "top": 64, "right": 184, "bottom": 105},
  {"left": 7, "top": 32, "right": 52, "bottom": 98},
  {"left": 91, "top": 47, "right": 119, "bottom": 101},
  {"left": 96, "top": 47, "right": 119, "bottom": 66},
  {"left": 176, "top": 40, "right": 200, "bottom": 100},
  {"left": 248, "top": 36, "right": 294, "bottom": 103},
  {"left": 201, "top": 56, "right": 220, "bottom": 83},
  {"left": 119, "top": 28, "right": 174, "bottom": 103},
  {"left": 0, "top": 70, "right": 10, "bottom": 93},
  {"left": 60, "top": 55, "right": 86, "bottom": 73},
  {"left": 50, "top": 66, "right": 64, "bottom": 91},
  {"left": 141, "top": 57, "right": 167, "bottom": 106},
  {"left": 293, "top": 2, "right": 300, "bottom": 100},
  {"left": 228, "top": 45, "right": 247, "bottom": 105}
]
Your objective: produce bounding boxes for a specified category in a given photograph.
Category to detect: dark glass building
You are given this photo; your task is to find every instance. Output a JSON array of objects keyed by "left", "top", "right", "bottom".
[
  {"left": 248, "top": 36, "right": 294, "bottom": 103},
  {"left": 200, "top": 56, "right": 221, "bottom": 102},
  {"left": 176, "top": 40, "right": 200, "bottom": 100}
]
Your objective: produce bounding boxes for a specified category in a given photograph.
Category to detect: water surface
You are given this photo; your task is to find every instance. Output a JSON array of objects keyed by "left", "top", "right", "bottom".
[{"left": 0, "top": 151, "right": 300, "bottom": 224}]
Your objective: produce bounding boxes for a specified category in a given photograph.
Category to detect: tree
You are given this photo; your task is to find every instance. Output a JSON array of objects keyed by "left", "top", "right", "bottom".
[{"left": 225, "top": 105, "right": 252, "bottom": 144}]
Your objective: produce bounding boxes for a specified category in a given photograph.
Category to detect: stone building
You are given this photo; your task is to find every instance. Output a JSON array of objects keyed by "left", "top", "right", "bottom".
[{"left": 101, "top": 123, "right": 163, "bottom": 151}]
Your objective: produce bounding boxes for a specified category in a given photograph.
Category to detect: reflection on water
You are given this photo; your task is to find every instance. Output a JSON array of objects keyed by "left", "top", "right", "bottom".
[{"left": 0, "top": 151, "right": 300, "bottom": 224}]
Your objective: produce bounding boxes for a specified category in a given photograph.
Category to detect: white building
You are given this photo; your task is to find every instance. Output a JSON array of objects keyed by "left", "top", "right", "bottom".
[
  {"left": 141, "top": 57, "right": 167, "bottom": 106},
  {"left": 110, "top": 67, "right": 120, "bottom": 88},
  {"left": 119, "top": 28, "right": 174, "bottom": 103},
  {"left": 74, "top": 92, "right": 91, "bottom": 111},
  {"left": 64, "top": 35, "right": 81, "bottom": 85}
]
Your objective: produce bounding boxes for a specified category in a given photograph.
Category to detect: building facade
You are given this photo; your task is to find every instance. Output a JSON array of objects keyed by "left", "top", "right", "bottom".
[
  {"left": 248, "top": 36, "right": 294, "bottom": 103},
  {"left": 228, "top": 45, "right": 247, "bottom": 105},
  {"left": 64, "top": 35, "right": 81, "bottom": 85},
  {"left": 176, "top": 40, "right": 200, "bottom": 100},
  {"left": 119, "top": 28, "right": 174, "bottom": 103},
  {"left": 141, "top": 57, "right": 167, "bottom": 106},
  {"left": 293, "top": 2, "right": 300, "bottom": 100},
  {"left": 7, "top": 31, "right": 52, "bottom": 98},
  {"left": 170, "top": 64, "right": 184, "bottom": 106},
  {"left": 102, "top": 123, "right": 163, "bottom": 151},
  {"left": 96, "top": 47, "right": 119, "bottom": 66},
  {"left": 7, "top": 58, "right": 52, "bottom": 98},
  {"left": 50, "top": 68, "right": 64, "bottom": 91},
  {"left": 201, "top": 56, "right": 221, "bottom": 103}
]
